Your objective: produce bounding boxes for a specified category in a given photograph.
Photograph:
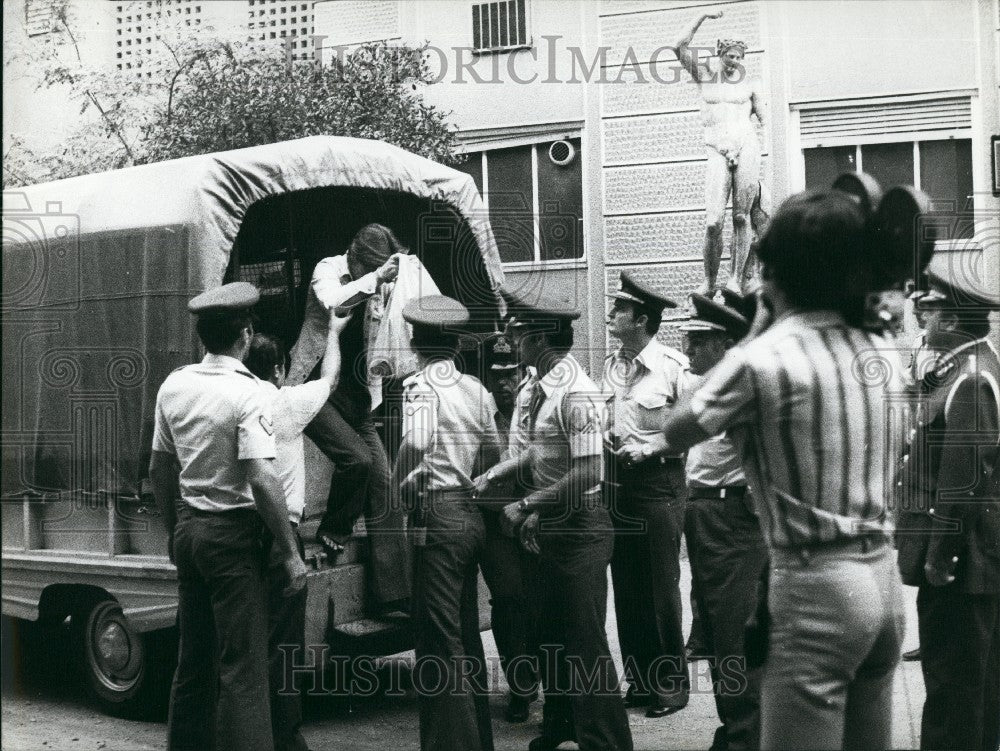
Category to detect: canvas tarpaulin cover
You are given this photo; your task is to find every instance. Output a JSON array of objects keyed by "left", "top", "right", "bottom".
[{"left": 2, "top": 136, "right": 503, "bottom": 498}]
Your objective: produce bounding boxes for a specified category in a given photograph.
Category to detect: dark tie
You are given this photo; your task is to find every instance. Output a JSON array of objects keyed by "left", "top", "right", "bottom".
[{"left": 527, "top": 381, "right": 545, "bottom": 436}]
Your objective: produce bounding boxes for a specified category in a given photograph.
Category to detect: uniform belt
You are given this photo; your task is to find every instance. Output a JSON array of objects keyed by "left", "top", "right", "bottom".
[
  {"left": 177, "top": 504, "right": 259, "bottom": 518},
  {"left": 688, "top": 485, "right": 748, "bottom": 500}
]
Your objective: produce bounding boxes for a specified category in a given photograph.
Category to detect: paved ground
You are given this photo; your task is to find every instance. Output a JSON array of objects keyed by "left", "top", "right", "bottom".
[{"left": 1, "top": 558, "right": 925, "bottom": 751}]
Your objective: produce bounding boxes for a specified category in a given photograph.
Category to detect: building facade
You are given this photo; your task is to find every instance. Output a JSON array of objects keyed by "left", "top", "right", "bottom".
[{"left": 6, "top": 0, "right": 998, "bottom": 372}]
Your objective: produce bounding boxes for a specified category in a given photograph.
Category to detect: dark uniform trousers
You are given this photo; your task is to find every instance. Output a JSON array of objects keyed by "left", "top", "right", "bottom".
[
  {"left": 265, "top": 527, "right": 310, "bottom": 751},
  {"left": 411, "top": 492, "right": 494, "bottom": 751},
  {"left": 685, "top": 488, "right": 767, "bottom": 751},
  {"left": 169, "top": 507, "right": 273, "bottom": 751},
  {"left": 304, "top": 391, "right": 411, "bottom": 604},
  {"left": 538, "top": 497, "right": 633, "bottom": 751},
  {"left": 917, "top": 586, "right": 1000, "bottom": 751},
  {"left": 609, "top": 457, "right": 690, "bottom": 707},
  {"left": 480, "top": 506, "right": 541, "bottom": 700}
]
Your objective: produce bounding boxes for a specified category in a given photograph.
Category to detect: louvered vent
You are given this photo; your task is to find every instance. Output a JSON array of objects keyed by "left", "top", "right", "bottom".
[{"left": 800, "top": 97, "right": 972, "bottom": 143}]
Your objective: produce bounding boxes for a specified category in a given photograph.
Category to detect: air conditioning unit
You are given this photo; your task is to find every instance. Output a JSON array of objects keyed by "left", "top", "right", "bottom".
[{"left": 548, "top": 140, "right": 576, "bottom": 167}]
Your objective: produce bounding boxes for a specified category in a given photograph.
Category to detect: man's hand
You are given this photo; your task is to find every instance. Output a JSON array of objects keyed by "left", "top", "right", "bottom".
[
  {"left": 500, "top": 501, "right": 528, "bottom": 538},
  {"left": 616, "top": 442, "right": 650, "bottom": 467},
  {"left": 924, "top": 557, "right": 957, "bottom": 587},
  {"left": 471, "top": 471, "right": 493, "bottom": 498},
  {"left": 519, "top": 511, "right": 541, "bottom": 555},
  {"left": 376, "top": 254, "right": 402, "bottom": 285},
  {"left": 283, "top": 554, "right": 308, "bottom": 597}
]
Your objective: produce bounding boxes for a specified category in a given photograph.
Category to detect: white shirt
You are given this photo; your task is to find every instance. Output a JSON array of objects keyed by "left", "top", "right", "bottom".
[
  {"left": 287, "top": 255, "right": 381, "bottom": 405},
  {"left": 259, "top": 379, "right": 331, "bottom": 523},
  {"left": 402, "top": 360, "right": 502, "bottom": 491},
  {"left": 681, "top": 370, "right": 746, "bottom": 488},
  {"left": 527, "top": 354, "right": 605, "bottom": 492},
  {"left": 152, "top": 354, "right": 275, "bottom": 512},
  {"left": 602, "top": 339, "right": 687, "bottom": 451}
]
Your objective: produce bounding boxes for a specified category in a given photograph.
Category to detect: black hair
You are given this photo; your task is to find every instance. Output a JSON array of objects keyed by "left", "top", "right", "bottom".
[
  {"left": 757, "top": 190, "right": 870, "bottom": 325},
  {"left": 411, "top": 331, "right": 460, "bottom": 361},
  {"left": 541, "top": 321, "right": 574, "bottom": 350},
  {"left": 196, "top": 310, "right": 254, "bottom": 355},
  {"left": 620, "top": 300, "right": 662, "bottom": 336},
  {"left": 246, "top": 333, "right": 286, "bottom": 381},
  {"left": 347, "top": 223, "right": 406, "bottom": 279}
]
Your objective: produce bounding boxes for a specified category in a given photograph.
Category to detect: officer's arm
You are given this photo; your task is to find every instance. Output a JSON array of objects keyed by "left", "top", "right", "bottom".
[
  {"left": 662, "top": 393, "right": 711, "bottom": 453},
  {"left": 149, "top": 450, "right": 180, "bottom": 559},
  {"left": 520, "top": 454, "right": 601, "bottom": 514},
  {"left": 318, "top": 310, "right": 350, "bottom": 387},
  {"left": 392, "top": 436, "right": 427, "bottom": 511},
  {"left": 244, "top": 459, "right": 297, "bottom": 553}
]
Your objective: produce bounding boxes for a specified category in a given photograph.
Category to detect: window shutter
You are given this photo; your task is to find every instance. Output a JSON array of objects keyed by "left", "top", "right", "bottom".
[
  {"left": 471, "top": 0, "right": 528, "bottom": 53},
  {"left": 800, "top": 97, "right": 972, "bottom": 145}
]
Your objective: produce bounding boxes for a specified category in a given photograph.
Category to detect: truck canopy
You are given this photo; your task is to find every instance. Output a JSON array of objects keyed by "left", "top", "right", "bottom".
[{"left": 2, "top": 136, "right": 504, "bottom": 500}]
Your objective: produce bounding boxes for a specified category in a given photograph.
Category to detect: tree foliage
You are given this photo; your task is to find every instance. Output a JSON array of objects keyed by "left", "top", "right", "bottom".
[
  {"left": 142, "top": 41, "right": 460, "bottom": 165},
  {"left": 4, "top": 5, "right": 461, "bottom": 187}
]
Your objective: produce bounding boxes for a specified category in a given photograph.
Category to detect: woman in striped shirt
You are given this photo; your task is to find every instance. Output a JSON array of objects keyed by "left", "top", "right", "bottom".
[{"left": 660, "top": 190, "right": 907, "bottom": 751}]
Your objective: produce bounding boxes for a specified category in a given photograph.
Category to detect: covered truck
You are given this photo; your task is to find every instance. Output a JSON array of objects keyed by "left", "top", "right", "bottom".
[{"left": 1, "top": 135, "right": 504, "bottom": 715}]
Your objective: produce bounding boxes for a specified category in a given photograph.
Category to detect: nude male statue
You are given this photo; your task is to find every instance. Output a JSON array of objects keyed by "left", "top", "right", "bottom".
[{"left": 674, "top": 10, "right": 767, "bottom": 295}]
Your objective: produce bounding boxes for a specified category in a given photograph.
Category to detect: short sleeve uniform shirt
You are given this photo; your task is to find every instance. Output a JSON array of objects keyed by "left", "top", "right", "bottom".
[
  {"left": 402, "top": 360, "right": 501, "bottom": 491},
  {"left": 152, "top": 353, "right": 276, "bottom": 512},
  {"left": 527, "top": 354, "right": 606, "bottom": 492}
]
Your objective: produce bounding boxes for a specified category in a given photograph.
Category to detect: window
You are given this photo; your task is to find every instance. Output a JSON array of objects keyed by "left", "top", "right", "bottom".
[
  {"left": 472, "top": 0, "right": 529, "bottom": 54},
  {"left": 804, "top": 139, "right": 973, "bottom": 239},
  {"left": 455, "top": 138, "right": 584, "bottom": 264}
]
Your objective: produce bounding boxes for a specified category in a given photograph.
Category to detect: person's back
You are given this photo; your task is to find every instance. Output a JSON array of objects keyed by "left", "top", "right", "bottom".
[
  {"left": 729, "top": 310, "right": 903, "bottom": 546},
  {"left": 157, "top": 358, "right": 269, "bottom": 510},
  {"left": 403, "top": 363, "right": 498, "bottom": 491}
]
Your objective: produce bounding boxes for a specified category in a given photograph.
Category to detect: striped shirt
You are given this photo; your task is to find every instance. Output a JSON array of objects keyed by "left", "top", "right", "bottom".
[{"left": 689, "top": 310, "right": 906, "bottom": 548}]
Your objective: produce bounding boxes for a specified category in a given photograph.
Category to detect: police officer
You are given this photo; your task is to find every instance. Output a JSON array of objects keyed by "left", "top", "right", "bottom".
[
  {"left": 149, "top": 283, "right": 307, "bottom": 751},
  {"left": 602, "top": 271, "right": 690, "bottom": 717},
  {"left": 895, "top": 258, "right": 1000, "bottom": 751},
  {"left": 479, "top": 334, "right": 541, "bottom": 722},
  {"left": 474, "top": 292, "right": 633, "bottom": 751},
  {"left": 679, "top": 293, "right": 767, "bottom": 751},
  {"left": 391, "top": 295, "right": 502, "bottom": 751}
]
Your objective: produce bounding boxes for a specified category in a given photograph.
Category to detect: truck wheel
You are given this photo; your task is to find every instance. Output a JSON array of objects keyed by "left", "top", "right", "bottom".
[{"left": 74, "top": 599, "right": 172, "bottom": 719}]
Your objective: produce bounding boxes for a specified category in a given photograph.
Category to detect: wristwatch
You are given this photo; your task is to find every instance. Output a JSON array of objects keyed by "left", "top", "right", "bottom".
[
  {"left": 485, "top": 467, "right": 498, "bottom": 485},
  {"left": 518, "top": 498, "right": 531, "bottom": 514}
]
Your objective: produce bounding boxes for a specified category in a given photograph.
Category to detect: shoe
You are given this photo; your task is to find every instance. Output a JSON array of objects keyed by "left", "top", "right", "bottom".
[
  {"left": 902, "top": 647, "right": 921, "bottom": 661},
  {"left": 528, "top": 732, "right": 575, "bottom": 750},
  {"left": 645, "top": 703, "right": 686, "bottom": 719},
  {"left": 623, "top": 686, "right": 649, "bottom": 708},
  {"left": 505, "top": 694, "right": 531, "bottom": 723}
]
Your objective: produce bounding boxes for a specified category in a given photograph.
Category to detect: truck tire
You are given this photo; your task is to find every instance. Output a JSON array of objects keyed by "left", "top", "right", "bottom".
[{"left": 73, "top": 598, "right": 174, "bottom": 719}]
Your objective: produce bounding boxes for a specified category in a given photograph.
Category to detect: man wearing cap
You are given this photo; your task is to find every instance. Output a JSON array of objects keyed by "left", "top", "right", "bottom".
[
  {"left": 287, "top": 224, "right": 410, "bottom": 608},
  {"left": 679, "top": 292, "right": 767, "bottom": 751},
  {"left": 602, "top": 271, "right": 691, "bottom": 718},
  {"left": 895, "top": 263, "right": 1000, "bottom": 751},
  {"left": 391, "top": 295, "right": 503, "bottom": 751},
  {"left": 149, "top": 283, "right": 307, "bottom": 751},
  {"left": 479, "top": 334, "right": 541, "bottom": 723},
  {"left": 473, "top": 293, "right": 633, "bottom": 751}
]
